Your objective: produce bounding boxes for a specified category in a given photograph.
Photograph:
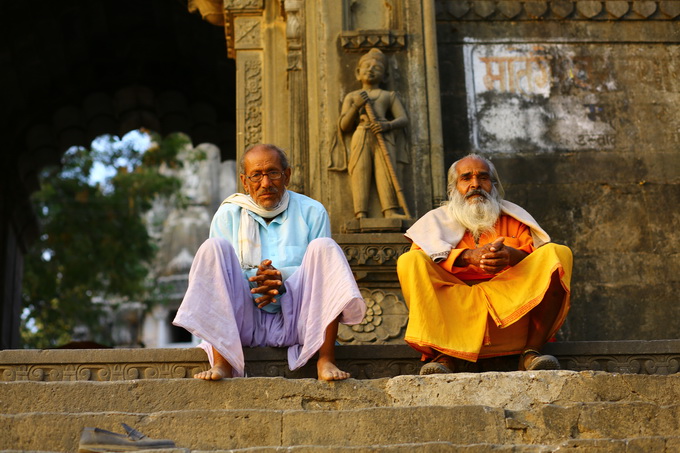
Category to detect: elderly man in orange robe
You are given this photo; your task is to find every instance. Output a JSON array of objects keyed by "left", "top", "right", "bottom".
[{"left": 397, "top": 154, "right": 572, "bottom": 374}]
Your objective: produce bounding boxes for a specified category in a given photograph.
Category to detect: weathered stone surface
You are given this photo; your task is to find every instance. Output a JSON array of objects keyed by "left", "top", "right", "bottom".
[
  {"left": 437, "top": 15, "right": 680, "bottom": 343},
  {"left": 0, "top": 410, "right": 282, "bottom": 452},
  {"left": 0, "top": 378, "right": 391, "bottom": 414},
  {"left": 559, "top": 437, "right": 667, "bottom": 451},
  {"left": 385, "top": 371, "right": 680, "bottom": 410},
  {"left": 192, "top": 445, "right": 554, "bottom": 453},
  {"left": 4, "top": 371, "right": 680, "bottom": 451},
  {"left": 282, "top": 406, "right": 506, "bottom": 447}
]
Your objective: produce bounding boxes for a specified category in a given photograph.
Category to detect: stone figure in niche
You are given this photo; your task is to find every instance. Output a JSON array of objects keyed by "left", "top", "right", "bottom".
[{"left": 329, "top": 48, "right": 410, "bottom": 220}]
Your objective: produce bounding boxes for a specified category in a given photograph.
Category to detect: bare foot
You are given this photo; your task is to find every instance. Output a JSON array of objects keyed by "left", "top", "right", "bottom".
[
  {"left": 317, "top": 359, "right": 350, "bottom": 381},
  {"left": 194, "top": 364, "right": 231, "bottom": 380}
]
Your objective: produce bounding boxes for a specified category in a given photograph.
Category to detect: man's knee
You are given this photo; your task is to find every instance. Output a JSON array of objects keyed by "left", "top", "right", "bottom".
[
  {"left": 308, "top": 237, "right": 340, "bottom": 253},
  {"left": 197, "top": 237, "right": 238, "bottom": 261},
  {"left": 534, "top": 243, "right": 573, "bottom": 269},
  {"left": 397, "top": 249, "right": 429, "bottom": 275},
  {"left": 201, "top": 236, "right": 233, "bottom": 251}
]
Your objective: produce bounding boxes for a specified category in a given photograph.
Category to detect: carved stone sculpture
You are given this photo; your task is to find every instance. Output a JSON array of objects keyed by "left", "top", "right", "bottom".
[{"left": 330, "top": 48, "right": 410, "bottom": 220}]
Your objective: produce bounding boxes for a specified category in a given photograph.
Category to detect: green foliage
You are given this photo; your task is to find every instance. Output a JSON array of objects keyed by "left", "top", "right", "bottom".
[{"left": 21, "top": 131, "right": 190, "bottom": 348}]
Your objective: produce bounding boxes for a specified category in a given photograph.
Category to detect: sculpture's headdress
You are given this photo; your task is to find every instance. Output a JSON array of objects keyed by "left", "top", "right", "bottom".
[{"left": 358, "top": 48, "right": 387, "bottom": 68}]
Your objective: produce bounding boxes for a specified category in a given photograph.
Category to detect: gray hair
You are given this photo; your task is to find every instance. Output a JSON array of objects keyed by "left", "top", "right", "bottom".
[
  {"left": 239, "top": 144, "right": 290, "bottom": 174},
  {"left": 446, "top": 154, "right": 505, "bottom": 201}
]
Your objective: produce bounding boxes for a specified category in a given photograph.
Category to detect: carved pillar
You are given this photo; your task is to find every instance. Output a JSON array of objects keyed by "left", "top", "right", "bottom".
[
  {"left": 221, "top": 1, "right": 304, "bottom": 191},
  {"left": 226, "top": 1, "right": 265, "bottom": 160},
  {"left": 284, "top": 0, "right": 308, "bottom": 193}
]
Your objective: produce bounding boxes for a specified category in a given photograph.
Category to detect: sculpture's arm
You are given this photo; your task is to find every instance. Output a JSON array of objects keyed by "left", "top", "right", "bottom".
[
  {"left": 338, "top": 92, "right": 364, "bottom": 132},
  {"left": 387, "top": 93, "right": 408, "bottom": 131}
]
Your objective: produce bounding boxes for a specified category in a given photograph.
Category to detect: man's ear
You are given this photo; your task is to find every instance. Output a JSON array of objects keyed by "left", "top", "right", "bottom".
[
  {"left": 283, "top": 167, "right": 292, "bottom": 186},
  {"left": 239, "top": 173, "right": 248, "bottom": 193}
]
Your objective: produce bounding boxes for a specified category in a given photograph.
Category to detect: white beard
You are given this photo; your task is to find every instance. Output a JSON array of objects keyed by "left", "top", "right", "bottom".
[{"left": 446, "top": 187, "right": 502, "bottom": 242}]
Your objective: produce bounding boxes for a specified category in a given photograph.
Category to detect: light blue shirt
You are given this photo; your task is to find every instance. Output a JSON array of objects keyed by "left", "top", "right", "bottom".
[{"left": 209, "top": 190, "right": 331, "bottom": 313}]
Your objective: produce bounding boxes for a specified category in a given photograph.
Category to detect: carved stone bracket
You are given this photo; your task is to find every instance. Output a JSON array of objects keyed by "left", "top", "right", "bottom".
[
  {"left": 340, "top": 30, "right": 407, "bottom": 53},
  {"left": 234, "top": 17, "right": 262, "bottom": 50},
  {"left": 435, "top": 0, "right": 680, "bottom": 21},
  {"left": 222, "top": 0, "right": 265, "bottom": 58}
]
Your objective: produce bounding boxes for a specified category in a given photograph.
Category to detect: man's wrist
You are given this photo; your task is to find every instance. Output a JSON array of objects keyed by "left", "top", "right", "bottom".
[{"left": 454, "top": 249, "right": 470, "bottom": 267}]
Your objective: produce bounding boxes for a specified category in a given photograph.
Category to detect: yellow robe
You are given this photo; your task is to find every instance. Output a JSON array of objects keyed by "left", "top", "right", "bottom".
[{"left": 397, "top": 215, "right": 572, "bottom": 361}]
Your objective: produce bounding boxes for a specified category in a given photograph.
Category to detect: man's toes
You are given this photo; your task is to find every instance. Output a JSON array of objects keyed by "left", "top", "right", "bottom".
[
  {"left": 194, "top": 367, "right": 227, "bottom": 380},
  {"left": 326, "top": 369, "right": 350, "bottom": 381},
  {"left": 193, "top": 370, "right": 209, "bottom": 380}
]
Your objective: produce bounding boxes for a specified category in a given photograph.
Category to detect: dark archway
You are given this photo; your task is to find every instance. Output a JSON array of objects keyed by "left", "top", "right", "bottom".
[{"left": 0, "top": 0, "right": 236, "bottom": 347}]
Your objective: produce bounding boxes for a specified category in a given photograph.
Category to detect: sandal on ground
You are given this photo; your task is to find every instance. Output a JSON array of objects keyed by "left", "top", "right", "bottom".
[
  {"left": 519, "top": 349, "right": 561, "bottom": 371},
  {"left": 420, "top": 353, "right": 456, "bottom": 375}
]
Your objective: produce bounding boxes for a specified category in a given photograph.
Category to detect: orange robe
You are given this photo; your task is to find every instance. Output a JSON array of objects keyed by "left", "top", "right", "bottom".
[{"left": 397, "top": 215, "right": 572, "bottom": 361}]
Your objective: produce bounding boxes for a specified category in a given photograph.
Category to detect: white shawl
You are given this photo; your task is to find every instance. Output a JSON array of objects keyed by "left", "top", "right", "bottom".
[
  {"left": 221, "top": 191, "right": 290, "bottom": 269},
  {"left": 404, "top": 200, "right": 551, "bottom": 262}
]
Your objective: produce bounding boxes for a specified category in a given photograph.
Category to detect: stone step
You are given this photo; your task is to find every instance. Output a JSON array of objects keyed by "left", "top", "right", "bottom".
[
  {"left": 204, "top": 438, "right": 680, "bottom": 452},
  {"left": 2, "top": 404, "right": 680, "bottom": 452},
  {"left": 4, "top": 438, "right": 680, "bottom": 453},
  {"left": 2, "top": 340, "right": 680, "bottom": 383},
  {"left": 3, "top": 372, "right": 680, "bottom": 414},
  {"left": 3, "top": 372, "right": 680, "bottom": 451}
]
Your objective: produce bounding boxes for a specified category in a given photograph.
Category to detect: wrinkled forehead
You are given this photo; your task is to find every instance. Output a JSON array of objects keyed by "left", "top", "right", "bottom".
[
  {"left": 456, "top": 157, "right": 491, "bottom": 178},
  {"left": 243, "top": 146, "right": 284, "bottom": 172}
]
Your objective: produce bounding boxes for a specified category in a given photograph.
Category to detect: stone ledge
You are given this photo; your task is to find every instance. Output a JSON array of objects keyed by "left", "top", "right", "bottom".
[{"left": 1, "top": 341, "right": 678, "bottom": 381}]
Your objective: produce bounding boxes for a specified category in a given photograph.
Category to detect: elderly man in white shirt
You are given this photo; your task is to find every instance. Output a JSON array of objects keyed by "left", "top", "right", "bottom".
[{"left": 173, "top": 144, "right": 365, "bottom": 381}]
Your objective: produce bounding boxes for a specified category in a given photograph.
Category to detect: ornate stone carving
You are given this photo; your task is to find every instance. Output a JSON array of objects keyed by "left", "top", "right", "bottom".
[
  {"left": 342, "top": 243, "right": 411, "bottom": 266},
  {"left": 234, "top": 17, "right": 262, "bottom": 50},
  {"left": 340, "top": 31, "right": 406, "bottom": 53},
  {"left": 225, "top": 0, "right": 263, "bottom": 9},
  {"left": 221, "top": 1, "right": 265, "bottom": 58},
  {"left": 0, "top": 362, "right": 205, "bottom": 382},
  {"left": 3, "top": 344, "right": 680, "bottom": 380},
  {"left": 337, "top": 288, "right": 409, "bottom": 344},
  {"left": 434, "top": 0, "right": 680, "bottom": 20},
  {"left": 244, "top": 58, "right": 263, "bottom": 147},
  {"left": 561, "top": 354, "right": 680, "bottom": 375}
]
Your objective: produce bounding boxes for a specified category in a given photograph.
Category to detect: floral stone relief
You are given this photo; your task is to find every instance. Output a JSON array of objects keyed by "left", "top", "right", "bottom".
[{"left": 338, "top": 288, "right": 408, "bottom": 344}]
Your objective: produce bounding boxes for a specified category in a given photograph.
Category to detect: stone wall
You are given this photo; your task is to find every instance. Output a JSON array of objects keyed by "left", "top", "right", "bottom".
[{"left": 435, "top": 1, "right": 680, "bottom": 341}]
